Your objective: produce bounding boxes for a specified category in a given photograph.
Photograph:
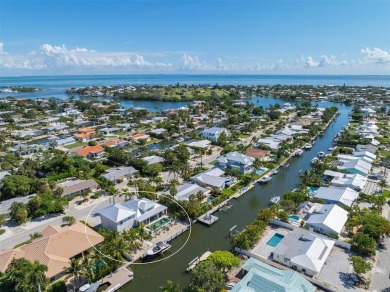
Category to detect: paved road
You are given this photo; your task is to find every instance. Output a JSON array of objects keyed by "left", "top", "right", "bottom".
[{"left": 371, "top": 204, "right": 390, "bottom": 292}]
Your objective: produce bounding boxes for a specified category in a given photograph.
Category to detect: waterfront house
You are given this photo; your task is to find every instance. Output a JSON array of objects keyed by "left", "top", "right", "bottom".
[
  {"left": 191, "top": 168, "right": 226, "bottom": 190},
  {"left": 232, "top": 257, "right": 316, "bottom": 292},
  {"left": 217, "top": 151, "right": 254, "bottom": 174},
  {"left": 142, "top": 155, "right": 165, "bottom": 165},
  {"left": 202, "top": 127, "right": 230, "bottom": 142},
  {"left": 356, "top": 144, "right": 377, "bottom": 155},
  {"left": 76, "top": 145, "right": 105, "bottom": 159},
  {"left": 313, "top": 186, "right": 359, "bottom": 208},
  {"left": 56, "top": 178, "right": 98, "bottom": 197},
  {"left": 335, "top": 156, "right": 372, "bottom": 176},
  {"left": 97, "top": 198, "right": 168, "bottom": 232},
  {"left": 129, "top": 133, "right": 150, "bottom": 141},
  {"left": 174, "top": 183, "right": 211, "bottom": 201},
  {"left": 272, "top": 228, "right": 335, "bottom": 277},
  {"left": 100, "top": 167, "right": 138, "bottom": 183},
  {"left": 305, "top": 204, "right": 348, "bottom": 236},
  {"left": 0, "top": 222, "right": 104, "bottom": 281},
  {"left": 56, "top": 137, "right": 76, "bottom": 147},
  {"left": 99, "top": 127, "right": 120, "bottom": 135},
  {"left": 104, "top": 138, "right": 128, "bottom": 148},
  {"left": 244, "top": 148, "right": 270, "bottom": 160},
  {"left": 184, "top": 139, "right": 211, "bottom": 149},
  {"left": 255, "top": 138, "right": 280, "bottom": 151},
  {"left": 323, "top": 170, "right": 367, "bottom": 191}
]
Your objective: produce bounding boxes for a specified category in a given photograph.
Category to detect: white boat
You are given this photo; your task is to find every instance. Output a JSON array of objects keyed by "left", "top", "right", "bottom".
[
  {"left": 177, "top": 138, "right": 184, "bottom": 143},
  {"left": 328, "top": 147, "right": 335, "bottom": 151},
  {"left": 270, "top": 169, "right": 278, "bottom": 175},
  {"left": 311, "top": 157, "right": 319, "bottom": 164},
  {"left": 258, "top": 175, "right": 272, "bottom": 184},
  {"left": 318, "top": 131, "right": 324, "bottom": 136},
  {"left": 146, "top": 241, "right": 171, "bottom": 256},
  {"left": 304, "top": 143, "right": 312, "bottom": 149},
  {"left": 269, "top": 196, "right": 281, "bottom": 205},
  {"left": 295, "top": 149, "right": 304, "bottom": 156},
  {"left": 317, "top": 151, "right": 326, "bottom": 158}
]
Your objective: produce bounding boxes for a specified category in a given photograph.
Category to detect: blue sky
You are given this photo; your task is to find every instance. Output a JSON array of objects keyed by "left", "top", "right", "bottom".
[{"left": 0, "top": 0, "right": 389, "bottom": 76}]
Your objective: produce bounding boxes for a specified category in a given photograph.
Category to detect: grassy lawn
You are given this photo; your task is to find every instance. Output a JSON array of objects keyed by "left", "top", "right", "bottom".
[
  {"left": 209, "top": 160, "right": 217, "bottom": 165},
  {"left": 239, "top": 134, "right": 251, "bottom": 139},
  {"left": 222, "top": 188, "right": 235, "bottom": 196},
  {"left": 379, "top": 150, "right": 390, "bottom": 158},
  {"left": 383, "top": 189, "right": 390, "bottom": 198},
  {"left": 64, "top": 142, "right": 87, "bottom": 149},
  {"left": 116, "top": 130, "right": 128, "bottom": 136}
]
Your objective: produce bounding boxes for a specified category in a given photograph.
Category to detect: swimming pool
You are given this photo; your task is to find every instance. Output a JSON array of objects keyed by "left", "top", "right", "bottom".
[
  {"left": 207, "top": 195, "right": 216, "bottom": 202},
  {"left": 266, "top": 233, "right": 285, "bottom": 247},
  {"left": 308, "top": 186, "right": 319, "bottom": 195},
  {"left": 289, "top": 215, "right": 299, "bottom": 222},
  {"left": 256, "top": 167, "right": 267, "bottom": 175},
  {"left": 148, "top": 217, "right": 169, "bottom": 230}
]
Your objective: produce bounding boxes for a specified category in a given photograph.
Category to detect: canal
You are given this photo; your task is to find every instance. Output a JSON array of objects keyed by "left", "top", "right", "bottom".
[{"left": 124, "top": 100, "right": 352, "bottom": 291}]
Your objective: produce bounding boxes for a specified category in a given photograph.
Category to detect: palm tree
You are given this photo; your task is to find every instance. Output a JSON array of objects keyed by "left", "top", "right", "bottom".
[
  {"left": 65, "top": 258, "right": 82, "bottom": 284},
  {"left": 123, "top": 228, "right": 142, "bottom": 253},
  {"left": 379, "top": 179, "right": 388, "bottom": 193},
  {"left": 159, "top": 280, "right": 180, "bottom": 292},
  {"left": 26, "top": 260, "right": 48, "bottom": 291},
  {"left": 138, "top": 223, "right": 151, "bottom": 243}
]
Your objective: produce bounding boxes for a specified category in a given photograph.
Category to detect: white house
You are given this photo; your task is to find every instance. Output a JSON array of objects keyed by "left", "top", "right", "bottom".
[
  {"left": 217, "top": 151, "right": 255, "bottom": 174},
  {"left": 191, "top": 168, "right": 226, "bottom": 190},
  {"left": 202, "top": 127, "right": 230, "bottom": 142},
  {"left": 97, "top": 198, "right": 168, "bottom": 232},
  {"left": 142, "top": 155, "right": 165, "bottom": 165},
  {"left": 174, "top": 183, "right": 210, "bottom": 201},
  {"left": 305, "top": 204, "right": 349, "bottom": 236},
  {"left": 313, "top": 186, "right": 359, "bottom": 207},
  {"left": 272, "top": 228, "right": 335, "bottom": 277},
  {"left": 100, "top": 167, "right": 138, "bottom": 183},
  {"left": 323, "top": 170, "right": 367, "bottom": 191},
  {"left": 336, "top": 155, "right": 372, "bottom": 176}
]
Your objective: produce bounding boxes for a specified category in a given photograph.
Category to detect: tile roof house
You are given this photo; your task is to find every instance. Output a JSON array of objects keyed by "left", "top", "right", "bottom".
[
  {"left": 272, "top": 228, "right": 335, "bottom": 277},
  {"left": 232, "top": 257, "right": 316, "bottom": 292},
  {"left": 100, "top": 167, "right": 138, "bottom": 182},
  {"left": 305, "top": 204, "right": 349, "bottom": 235},
  {"left": 0, "top": 222, "right": 104, "bottom": 280},
  {"left": 245, "top": 148, "right": 270, "bottom": 160},
  {"left": 313, "top": 186, "right": 359, "bottom": 208},
  {"left": 217, "top": 151, "right": 255, "bottom": 174},
  {"left": 75, "top": 145, "right": 104, "bottom": 159},
  {"left": 97, "top": 198, "right": 168, "bottom": 232},
  {"left": 56, "top": 178, "right": 98, "bottom": 197},
  {"left": 73, "top": 127, "right": 96, "bottom": 142},
  {"left": 128, "top": 133, "right": 150, "bottom": 140}
]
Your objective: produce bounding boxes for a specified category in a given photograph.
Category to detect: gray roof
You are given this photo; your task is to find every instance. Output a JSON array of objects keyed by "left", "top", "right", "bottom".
[
  {"left": 175, "top": 183, "right": 210, "bottom": 201},
  {"left": 218, "top": 151, "right": 254, "bottom": 166},
  {"left": 101, "top": 167, "right": 138, "bottom": 181},
  {"left": 0, "top": 194, "right": 36, "bottom": 214},
  {"left": 142, "top": 155, "right": 164, "bottom": 165},
  {"left": 191, "top": 168, "right": 226, "bottom": 189},
  {"left": 305, "top": 204, "right": 348, "bottom": 234},
  {"left": 97, "top": 203, "right": 136, "bottom": 223},
  {"left": 314, "top": 186, "right": 359, "bottom": 207},
  {"left": 57, "top": 179, "right": 98, "bottom": 196},
  {"left": 0, "top": 170, "right": 10, "bottom": 181}
]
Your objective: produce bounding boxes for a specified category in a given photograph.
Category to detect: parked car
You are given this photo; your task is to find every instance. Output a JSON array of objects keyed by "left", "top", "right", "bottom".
[{"left": 368, "top": 173, "right": 384, "bottom": 180}]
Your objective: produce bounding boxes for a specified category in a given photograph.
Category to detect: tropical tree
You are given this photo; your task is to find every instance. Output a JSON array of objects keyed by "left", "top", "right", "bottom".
[
  {"left": 351, "top": 233, "right": 377, "bottom": 256},
  {"left": 159, "top": 280, "right": 180, "bottom": 292},
  {"left": 350, "top": 256, "right": 372, "bottom": 276},
  {"left": 27, "top": 260, "right": 49, "bottom": 291},
  {"left": 379, "top": 179, "right": 388, "bottom": 193},
  {"left": 190, "top": 260, "right": 225, "bottom": 292},
  {"left": 208, "top": 251, "right": 240, "bottom": 273},
  {"left": 65, "top": 258, "right": 82, "bottom": 284},
  {"left": 62, "top": 215, "right": 76, "bottom": 226}
]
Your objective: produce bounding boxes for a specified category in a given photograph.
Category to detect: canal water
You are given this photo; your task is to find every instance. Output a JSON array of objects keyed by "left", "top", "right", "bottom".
[{"left": 124, "top": 101, "right": 351, "bottom": 291}]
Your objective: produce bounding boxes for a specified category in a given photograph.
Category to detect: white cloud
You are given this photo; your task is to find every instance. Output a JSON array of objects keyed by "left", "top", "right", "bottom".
[
  {"left": 0, "top": 42, "right": 4, "bottom": 54},
  {"left": 300, "top": 54, "right": 347, "bottom": 68},
  {"left": 361, "top": 47, "right": 390, "bottom": 63}
]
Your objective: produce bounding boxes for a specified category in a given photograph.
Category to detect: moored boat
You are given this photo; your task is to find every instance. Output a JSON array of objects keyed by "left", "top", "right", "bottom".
[
  {"left": 146, "top": 241, "right": 171, "bottom": 257},
  {"left": 269, "top": 196, "right": 281, "bottom": 205},
  {"left": 294, "top": 149, "right": 304, "bottom": 156},
  {"left": 317, "top": 151, "right": 326, "bottom": 158},
  {"left": 258, "top": 175, "right": 272, "bottom": 184},
  {"left": 270, "top": 169, "right": 278, "bottom": 175},
  {"left": 311, "top": 157, "right": 319, "bottom": 164},
  {"left": 304, "top": 143, "right": 312, "bottom": 149}
]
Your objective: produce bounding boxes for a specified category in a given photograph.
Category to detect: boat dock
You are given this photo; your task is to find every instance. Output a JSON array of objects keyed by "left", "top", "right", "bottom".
[
  {"left": 99, "top": 264, "right": 133, "bottom": 292},
  {"left": 186, "top": 251, "right": 212, "bottom": 272},
  {"left": 197, "top": 212, "right": 219, "bottom": 226}
]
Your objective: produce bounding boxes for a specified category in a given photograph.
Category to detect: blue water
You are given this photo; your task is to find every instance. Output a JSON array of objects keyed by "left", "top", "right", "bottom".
[
  {"left": 207, "top": 195, "right": 216, "bottom": 202},
  {"left": 266, "top": 233, "right": 285, "bottom": 247},
  {"left": 0, "top": 74, "right": 389, "bottom": 112},
  {"left": 289, "top": 215, "right": 300, "bottom": 222},
  {"left": 256, "top": 168, "right": 267, "bottom": 175}
]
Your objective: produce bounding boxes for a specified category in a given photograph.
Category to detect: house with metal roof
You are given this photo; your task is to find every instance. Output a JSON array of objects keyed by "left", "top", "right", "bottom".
[
  {"left": 56, "top": 178, "right": 98, "bottom": 197},
  {"left": 272, "top": 228, "right": 335, "bottom": 277},
  {"left": 323, "top": 170, "right": 367, "bottom": 191},
  {"left": 100, "top": 167, "right": 138, "bottom": 183},
  {"left": 202, "top": 127, "right": 230, "bottom": 141},
  {"left": 232, "top": 257, "right": 316, "bottom": 292},
  {"left": 142, "top": 155, "right": 165, "bottom": 165},
  {"left": 97, "top": 198, "right": 167, "bottom": 232},
  {"left": 217, "top": 151, "right": 255, "bottom": 174},
  {"left": 305, "top": 204, "right": 348, "bottom": 236},
  {"left": 191, "top": 168, "right": 226, "bottom": 190},
  {"left": 174, "top": 183, "right": 211, "bottom": 201},
  {"left": 335, "top": 155, "right": 372, "bottom": 176},
  {"left": 313, "top": 186, "right": 358, "bottom": 208}
]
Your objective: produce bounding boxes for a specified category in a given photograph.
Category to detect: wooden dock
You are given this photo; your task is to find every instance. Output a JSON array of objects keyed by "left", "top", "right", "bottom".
[{"left": 186, "top": 251, "right": 212, "bottom": 271}]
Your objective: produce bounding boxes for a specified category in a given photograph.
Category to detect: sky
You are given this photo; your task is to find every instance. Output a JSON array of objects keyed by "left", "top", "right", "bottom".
[{"left": 0, "top": 0, "right": 389, "bottom": 76}]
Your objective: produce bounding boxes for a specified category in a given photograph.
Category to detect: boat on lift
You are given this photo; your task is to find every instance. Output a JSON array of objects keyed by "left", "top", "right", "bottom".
[
  {"left": 294, "top": 149, "right": 304, "bottom": 156},
  {"left": 311, "top": 157, "right": 320, "bottom": 164},
  {"left": 304, "top": 143, "right": 312, "bottom": 150},
  {"left": 258, "top": 175, "right": 272, "bottom": 184},
  {"left": 269, "top": 196, "right": 281, "bottom": 205},
  {"left": 317, "top": 151, "right": 326, "bottom": 159}
]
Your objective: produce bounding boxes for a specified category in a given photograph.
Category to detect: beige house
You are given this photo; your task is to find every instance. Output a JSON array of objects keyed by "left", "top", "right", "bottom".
[{"left": 0, "top": 222, "right": 104, "bottom": 281}]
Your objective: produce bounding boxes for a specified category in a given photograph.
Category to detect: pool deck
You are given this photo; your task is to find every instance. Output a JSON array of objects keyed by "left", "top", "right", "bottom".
[{"left": 251, "top": 226, "right": 291, "bottom": 259}]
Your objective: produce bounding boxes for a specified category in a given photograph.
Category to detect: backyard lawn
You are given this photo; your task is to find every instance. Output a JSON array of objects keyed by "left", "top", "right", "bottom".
[{"left": 64, "top": 142, "right": 87, "bottom": 149}]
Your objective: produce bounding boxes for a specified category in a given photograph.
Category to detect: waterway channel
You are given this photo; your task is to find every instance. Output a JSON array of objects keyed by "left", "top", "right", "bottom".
[{"left": 124, "top": 101, "right": 352, "bottom": 291}]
